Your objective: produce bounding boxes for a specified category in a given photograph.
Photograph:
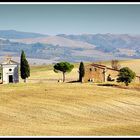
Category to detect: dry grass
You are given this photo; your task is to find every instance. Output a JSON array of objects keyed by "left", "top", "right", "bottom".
[
  {"left": 1, "top": 59, "right": 140, "bottom": 136},
  {"left": 98, "top": 59, "right": 140, "bottom": 76},
  {"left": 0, "top": 82, "right": 140, "bottom": 136},
  {"left": 28, "top": 59, "right": 140, "bottom": 84},
  {"left": 29, "top": 64, "right": 79, "bottom": 83}
]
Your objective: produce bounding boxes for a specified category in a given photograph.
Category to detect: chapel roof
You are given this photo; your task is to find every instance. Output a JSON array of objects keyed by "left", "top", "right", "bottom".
[{"left": 0, "top": 56, "right": 19, "bottom": 65}]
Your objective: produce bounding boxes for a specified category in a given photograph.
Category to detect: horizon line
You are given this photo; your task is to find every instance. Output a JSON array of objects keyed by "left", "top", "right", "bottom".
[{"left": 1, "top": 29, "right": 140, "bottom": 36}]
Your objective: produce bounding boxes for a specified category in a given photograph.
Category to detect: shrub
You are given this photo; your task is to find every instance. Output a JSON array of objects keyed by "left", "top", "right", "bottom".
[{"left": 117, "top": 67, "right": 136, "bottom": 86}]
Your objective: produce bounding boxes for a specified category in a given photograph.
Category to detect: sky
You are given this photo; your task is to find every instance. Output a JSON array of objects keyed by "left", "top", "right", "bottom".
[{"left": 0, "top": 4, "right": 140, "bottom": 35}]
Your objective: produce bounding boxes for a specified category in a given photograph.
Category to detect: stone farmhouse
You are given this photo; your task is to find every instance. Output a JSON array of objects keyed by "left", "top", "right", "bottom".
[
  {"left": 0, "top": 57, "right": 19, "bottom": 84},
  {"left": 82, "top": 63, "right": 140, "bottom": 83}
]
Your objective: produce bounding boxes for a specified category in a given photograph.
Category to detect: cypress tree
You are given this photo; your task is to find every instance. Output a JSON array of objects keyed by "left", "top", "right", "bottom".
[
  {"left": 79, "top": 62, "right": 85, "bottom": 82},
  {"left": 20, "top": 50, "right": 30, "bottom": 83}
]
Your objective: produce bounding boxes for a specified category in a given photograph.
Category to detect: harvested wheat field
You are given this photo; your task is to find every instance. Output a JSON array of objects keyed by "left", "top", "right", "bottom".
[
  {"left": 0, "top": 82, "right": 140, "bottom": 136},
  {"left": 1, "top": 60, "right": 140, "bottom": 136}
]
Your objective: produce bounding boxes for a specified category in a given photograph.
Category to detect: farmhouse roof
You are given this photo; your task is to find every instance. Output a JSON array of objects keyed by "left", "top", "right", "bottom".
[
  {"left": 91, "top": 63, "right": 106, "bottom": 68},
  {"left": 90, "top": 63, "right": 140, "bottom": 78},
  {"left": 91, "top": 63, "right": 120, "bottom": 72}
]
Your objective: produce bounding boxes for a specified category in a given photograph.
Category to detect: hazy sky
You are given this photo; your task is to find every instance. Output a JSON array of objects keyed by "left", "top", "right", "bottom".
[{"left": 0, "top": 4, "right": 140, "bottom": 35}]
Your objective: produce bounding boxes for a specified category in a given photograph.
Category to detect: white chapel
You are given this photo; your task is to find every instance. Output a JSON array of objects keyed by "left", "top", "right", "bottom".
[{"left": 0, "top": 56, "right": 19, "bottom": 84}]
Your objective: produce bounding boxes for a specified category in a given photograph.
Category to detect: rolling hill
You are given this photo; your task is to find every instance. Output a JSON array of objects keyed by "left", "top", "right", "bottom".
[
  {"left": 13, "top": 36, "right": 96, "bottom": 49},
  {"left": 1, "top": 82, "right": 140, "bottom": 136},
  {"left": 57, "top": 33, "right": 140, "bottom": 55},
  {"left": 0, "top": 30, "right": 140, "bottom": 64},
  {"left": 1, "top": 60, "right": 140, "bottom": 136}
]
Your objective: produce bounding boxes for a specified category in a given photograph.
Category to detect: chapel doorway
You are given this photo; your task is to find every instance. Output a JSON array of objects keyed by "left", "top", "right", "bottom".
[{"left": 9, "top": 75, "right": 13, "bottom": 83}]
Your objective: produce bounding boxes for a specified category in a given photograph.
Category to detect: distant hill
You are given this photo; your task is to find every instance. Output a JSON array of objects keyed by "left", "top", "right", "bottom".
[
  {"left": 0, "top": 30, "right": 48, "bottom": 39},
  {"left": 13, "top": 36, "right": 96, "bottom": 49},
  {"left": 0, "top": 38, "right": 118, "bottom": 63},
  {"left": 1, "top": 30, "right": 140, "bottom": 64},
  {"left": 57, "top": 33, "right": 140, "bottom": 56}
]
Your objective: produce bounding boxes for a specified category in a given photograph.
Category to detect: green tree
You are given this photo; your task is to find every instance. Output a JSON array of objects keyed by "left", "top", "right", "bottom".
[
  {"left": 20, "top": 50, "right": 30, "bottom": 83},
  {"left": 54, "top": 62, "right": 74, "bottom": 82},
  {"left": 117, "top": 67, "right": 136, "bottom": 86},
  {"left": 79, "top": 62, "right": 85, "bottom": 82}
]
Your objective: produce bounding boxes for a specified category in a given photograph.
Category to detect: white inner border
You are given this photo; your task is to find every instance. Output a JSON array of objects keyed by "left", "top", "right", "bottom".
[{"left": 0, "top": 1, "right": 140, "bottom": 138}]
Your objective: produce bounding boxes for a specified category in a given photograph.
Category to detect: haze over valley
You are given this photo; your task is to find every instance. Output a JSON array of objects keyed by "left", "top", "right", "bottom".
[{"left": 0, "top": 30, "right": 140, "bottom": 65}]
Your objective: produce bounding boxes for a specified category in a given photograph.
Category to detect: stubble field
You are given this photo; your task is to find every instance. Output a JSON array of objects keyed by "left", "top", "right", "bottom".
[{"left": 0, "top": 59, "right": 140, "bottom": 136}]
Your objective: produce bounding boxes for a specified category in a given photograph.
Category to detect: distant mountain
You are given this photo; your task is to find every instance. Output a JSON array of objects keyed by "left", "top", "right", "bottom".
[
  {"left": 57, "top": 33, "right": 140, "bottom": 54},
  {"left": 13, "top": 36, "right": 96, "bottom": 49},
  {"left": 0, "top": 30, "right": 48, "bottom": 39},
  {"left": 1, "top": 31, "right": 140, "bottom": 64}
]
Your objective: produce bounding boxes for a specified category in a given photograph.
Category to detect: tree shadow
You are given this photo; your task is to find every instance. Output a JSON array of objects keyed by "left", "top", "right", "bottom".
[
  {"left": 66, "top": 80, "right": 81, "bottom": 83},
  {"left": 97, "top": 83, "right": 119, "bottom": 87}
]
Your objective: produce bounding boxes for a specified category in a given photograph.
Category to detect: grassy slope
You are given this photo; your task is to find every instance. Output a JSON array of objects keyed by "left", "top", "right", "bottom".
[
  {"left": 29, "top": 63, "right": 79, "bottom": 82},
  {"left": 1, "top": 83, "right": 140, "bottom": 136},
  {"left": 0, "top": 59, "right": 140, "bottom": 136},
  {"left": 29, "top": 59, "right": 140, "bottom": 83}
]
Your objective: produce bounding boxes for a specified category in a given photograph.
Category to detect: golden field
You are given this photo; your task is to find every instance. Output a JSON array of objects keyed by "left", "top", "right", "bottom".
[
  {"left": 0, "top": 59, "right": 140, "bottom": 136},
  {"left": 28, "top": 59, "right": 140, "bottom": 83}
]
